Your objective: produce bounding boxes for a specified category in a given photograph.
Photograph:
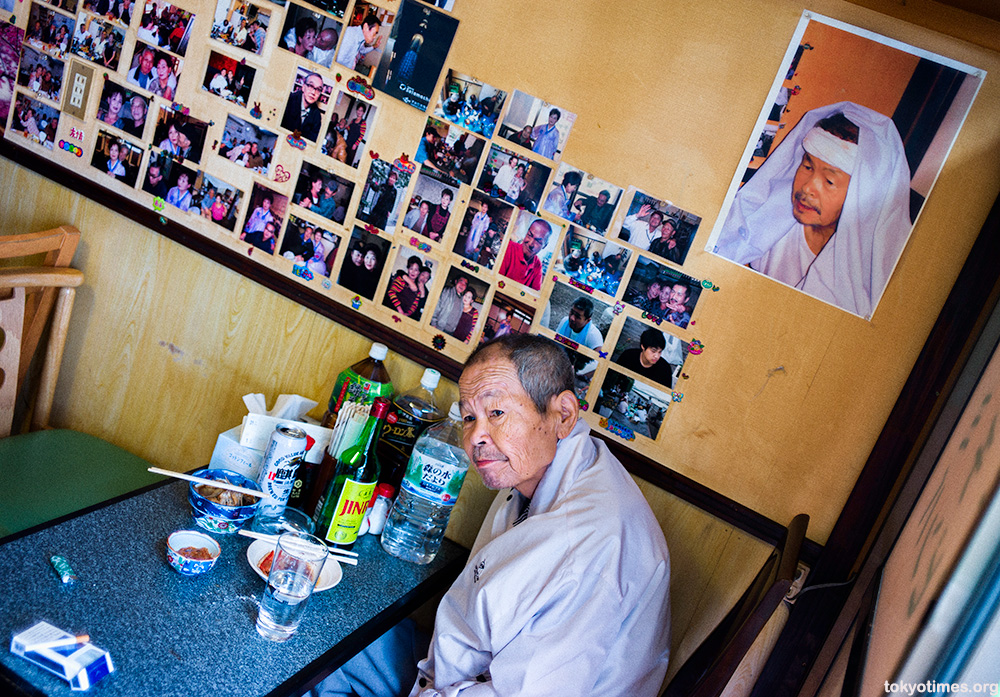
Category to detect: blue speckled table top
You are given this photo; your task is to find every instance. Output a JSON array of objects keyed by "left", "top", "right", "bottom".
[{"left": 0, "top": 479, "right": 468, "bottom": 697}]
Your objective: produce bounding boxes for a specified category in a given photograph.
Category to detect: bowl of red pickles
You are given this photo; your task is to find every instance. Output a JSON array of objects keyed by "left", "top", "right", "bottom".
[{"left": 166, "top": 530, "right": 221, "bottom": 576}]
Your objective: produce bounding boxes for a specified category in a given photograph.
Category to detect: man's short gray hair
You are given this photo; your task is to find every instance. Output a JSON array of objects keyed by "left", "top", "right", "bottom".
[{"left": 465, "top": 334, "right": 575, "bottom": 413}]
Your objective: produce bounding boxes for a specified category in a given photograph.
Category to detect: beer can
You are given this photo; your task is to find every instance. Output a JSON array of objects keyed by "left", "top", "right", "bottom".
[{"left": 257, "top": 424, "right": 308, "bottom": 518}]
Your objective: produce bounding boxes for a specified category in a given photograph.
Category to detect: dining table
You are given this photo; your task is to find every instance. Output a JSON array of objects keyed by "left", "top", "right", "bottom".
[{"left": 0, "top": 475, "right": 469, "bottom": 696}]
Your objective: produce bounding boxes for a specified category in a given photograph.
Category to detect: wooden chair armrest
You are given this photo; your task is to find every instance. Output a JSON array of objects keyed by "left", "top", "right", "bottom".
[{"left": 0, "top": 267, "right": 85, "bottom": 289}]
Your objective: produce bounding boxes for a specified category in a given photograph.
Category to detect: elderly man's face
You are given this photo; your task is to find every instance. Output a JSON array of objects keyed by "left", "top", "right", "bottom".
[
  {"left": 669, "top": 284, "right": 688, "bottom": 306},
  {"left": 521, "top": 221, "right": 549, "bottom": 259},
  {"left": 302, "top": 75, "right": 323, "bottom": 105},
  {"left": 459, "top": 354, "right": 565, "bottom": 497},
  {"left": 792, "top": 152, "right": 851, "bottom": 231},
  {"left": 140, "top": 50, "right": 154, "bottom": 74}
]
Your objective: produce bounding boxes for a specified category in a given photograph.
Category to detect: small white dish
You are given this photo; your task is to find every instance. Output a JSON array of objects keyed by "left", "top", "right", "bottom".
[{"left": 246, "top": 539, "right": 342, "bottom": 591}]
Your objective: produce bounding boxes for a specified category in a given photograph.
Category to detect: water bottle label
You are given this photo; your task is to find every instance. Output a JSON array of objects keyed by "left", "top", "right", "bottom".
[
  {"left": 323, "top": 478, "right": 376, "bottom": 545},
  {"left": 401, "top": 450, "right": 467, "bottom": 505}
]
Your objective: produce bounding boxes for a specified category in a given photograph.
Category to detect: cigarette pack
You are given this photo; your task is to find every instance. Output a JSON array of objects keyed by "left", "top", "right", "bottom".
[{"left": 11, "top": 621, "right": 114, "bottom": 691}]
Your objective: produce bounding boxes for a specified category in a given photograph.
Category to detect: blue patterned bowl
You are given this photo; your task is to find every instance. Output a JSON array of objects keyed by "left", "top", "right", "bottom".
[
  {"left": 166, "top": 530, "right": 221, "bottom": 576},
  {"left": 188, "top": 468, "right": 262, "bottom": 534}
]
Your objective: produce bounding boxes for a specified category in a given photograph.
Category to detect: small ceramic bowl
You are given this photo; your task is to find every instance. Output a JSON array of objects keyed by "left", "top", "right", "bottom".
[
  {"left": 166, "top": 530, "right": 221, "bottom": 576},
  {"left": 188, "top": 468, "right": 262, "bottom": 534}
]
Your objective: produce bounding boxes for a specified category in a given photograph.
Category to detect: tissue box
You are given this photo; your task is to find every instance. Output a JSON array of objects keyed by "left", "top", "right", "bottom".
[
  {"left": 11, "top": 622, "right": 114, "bottom": 691},
  {"left": 209, "top": 426, "right": 264, "bottom": 480},
  {"left": 239, "top": 414, "right": 332, "bottom": 464}
]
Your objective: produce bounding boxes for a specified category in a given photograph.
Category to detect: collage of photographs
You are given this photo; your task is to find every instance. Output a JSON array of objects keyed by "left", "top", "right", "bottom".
[{"left": 1, "top": 0, "right": 705, "bottom": 447}]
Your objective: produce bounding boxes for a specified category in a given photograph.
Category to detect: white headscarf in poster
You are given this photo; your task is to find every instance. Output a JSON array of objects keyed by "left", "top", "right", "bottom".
[{"left": 713, "top": 101, "right": 913, "bottom": 318}]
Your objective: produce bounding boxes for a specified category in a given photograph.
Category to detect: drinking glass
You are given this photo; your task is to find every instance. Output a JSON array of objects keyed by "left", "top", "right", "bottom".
[{"left": 255, "top": 531, "right": 328, "bottom": 641}]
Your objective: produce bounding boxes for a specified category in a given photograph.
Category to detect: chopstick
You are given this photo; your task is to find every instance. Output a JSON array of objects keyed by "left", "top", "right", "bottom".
[
  {"left": 238, "top": 529, "right": 360, "bottom": 565},
  {"left": 147, "top": 467, "right": 265, "bottom": 498}
]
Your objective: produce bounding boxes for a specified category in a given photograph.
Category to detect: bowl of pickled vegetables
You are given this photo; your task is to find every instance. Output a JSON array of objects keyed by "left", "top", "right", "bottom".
[
  {"left": 166, "top": 529, "right": 221, "bottom": 575},
  {"left": 187, "top": 468, "right": 262, "bottom": 534}
]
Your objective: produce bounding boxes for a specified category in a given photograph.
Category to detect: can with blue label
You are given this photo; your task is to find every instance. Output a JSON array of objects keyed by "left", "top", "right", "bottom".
[{"left": 257, "top": 425, "right": 307, "bottom": 518}]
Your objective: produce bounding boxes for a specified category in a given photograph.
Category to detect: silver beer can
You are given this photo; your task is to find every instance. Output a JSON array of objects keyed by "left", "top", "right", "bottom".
[{"left": 257, "top": 424, "right": 308, "bottom": 518}]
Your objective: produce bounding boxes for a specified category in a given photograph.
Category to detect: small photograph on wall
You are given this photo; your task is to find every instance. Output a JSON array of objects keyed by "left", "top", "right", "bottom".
[
  {"left": 17, "top": 46, "right": 64, "bottom": 104},
  {"left": 623, "top": 258, "right": 702, "bottom": 330},
  {"left": 321, "top": 91, "right": 377, "bottom": 168},
  {"left": 9, "top": 92, "right": 59, "bottom": 148},
  {"left": 144, "top": 152, "right": 197, "bottom": 210},
  {"left": 541, "top": 163, "right": 622, "bottom": 235},
  {"left": 556, "top": 226, "right": 629, "bottom": 297},
  {"left": 69, "top": 12, "right": 125, "bottom": 70},
  {"left": 240, "top": 182, "right": 289, "bottom": 255},
  {"left": 0, "top": 21, "right": 25, "bottom": 135},
  {"left": 498, "top": 89, "right": 576, "bottom": 162},
  {"left": 335, "top": 2, "right": 395, "bottom": 79},
  {"left": 292, "top": 160, "right": 354, "bottom": 225},
  {"left": 355, "top": 158, "right": 413, "bottom": 233},
  {"left": 153, "top": 106, "right": 209, "bottom": 163},
  {"left": 280, "top": 215, "right": 340, "bottom": 278},
  {"left": 278, "top": 4, "right": 342, "bottom": 68},
  {"left": 219, "top": 114, "right": 278, "bottom": 176},
  {"left": 476, "top": 144, "right": 550, "bottom": 213},
  {"left": 452, "top": 192, "right": 514, "bottom": 269},
  {"left": 402, "top": 164, "right": 458, "bottom": 241},
  {"left": 136, "top": 4, "right": 196, "bottom": 57},
  {"left": 301, "top": 0, "right": 348, "bottom": 18},
  {"left": 597, "top": 369, "right": 671, "bottom": 442},
  {"left": 413, "top": 116, "right": 485, "bottom": 186},
  {"left": 280, "top": 67, "right": 333, "bottom": 142},
  {"left": 95, "top": 80, "right": 149, "bottom": 139},
  {"left": 83, "top": 0, "right": 133, "bottom": 27},
  {"left": 202, "top": 50, "right": 256, "bottom": 107},
  {"left": 614, "top": 188, "right": 700, "bottom": 266},
  {"left": 433, "top": 69, "right": 506, "bottom": 138},
  {"left": 90, "top": 129, "right": 144, "bottom": 187},
  {"left": 193, "top": 171, "right": 243, "bottom": 231},
  {"left": 382, "top": 248, "right": 436, "bottom": 321},
  {"left": 611, "top": 317, "right": 689, "bottom": 390},
  {"left": 124, "top": 42, "right": 182, "bottom": 100},
  {"left": 544, "top": 280, "right": 612, "bottom": 351},
  {"left": 429, "top": 266, "right": 488, "bottom": 344},
  {"left": 26, "top": 3, "right": 74, "bottom": 59},
  {"left": 479, "top": 291, "right": 534, "bottom": 345},
  {"left": 39, "top": 0, "right": 77, "bottom": 14},
  {"left": 548, "top": 338, "right": 597, "bottom": 402},
  {"left": 372, "top": 0, "right": 459, "bottom": 112},
  {"left": 497, "top": 212, "right": 561, "bottom": 293},
  {"left": 142, "top": 150, "right": 173, "bottom": 197},
  {"left": 338, "top": 226, "right": 391, "bottom": 300},
  {"left": 211, "top": 0, "right": 271, "bottom": 56},
  {"left": 706, "top": 12, "right": 984, "bottom": 319}
]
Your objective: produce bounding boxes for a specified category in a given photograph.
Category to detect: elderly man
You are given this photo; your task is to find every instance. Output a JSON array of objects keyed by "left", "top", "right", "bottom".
[
  {"left": 316, "top": 335, "right": 671, "bottom": 697},
  {"left": 498, "top": 218, "right": 551, "bottom": 291},
  {"left": 281, "top": 71, "right": 325, "bottom": 142},
  {"left": 574, "top": 189, "right": 615, "bottom": 233},
  {"left": 127, "top": 46, "right": 156, "bottom": 90},
  {"left": 713, "top": 101, "right": 912, "bottom": 317}
]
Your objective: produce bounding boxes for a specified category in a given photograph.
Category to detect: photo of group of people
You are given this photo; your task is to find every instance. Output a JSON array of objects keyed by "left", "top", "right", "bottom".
[
  {"left": 219, "top": 114, "right": 277, "bottom": 175},
  {"left": 143, "top": 150, "right": 198, "bottom": 211},
  {"left": 542, "top": 163, "right": 623, "bottom": 235},
  {"left": 381, "top": 248, "right": 434, "bottom": 321},
  {"left": 89, "top": 129, "right": 143, "bottom": 186},
  {"left": 498, "top": 89, "right": 577, "bottom": 162},
  {"left": 239, "top": 182, "right": 288, "bottom": 254},
  {"left": 623, "top": 258, "right": 702, "bottom": 330},
  {"left": 278, "top": 3, "right": 341, "bottom": 69},
  {"left": 70, "top": 11, "right": 125, "bottom": 69},
  {"left": 9, "top": 92, "right": 58, "bottom": 147},
  {"left": 401, "top": 165, "right": 455, "bottom": 242},
  {"left": 201, "top": 50, "right": 255, "bottom": 106},
  {"left": 211, "top": 0, "right": 270, "bottom": 56},
  {"left": 320, "top": 91, "right": 377, "bottom": 168},
  {"left": 0, "top": 21, "right": 25, "bottom": 136},
  {"left": 338, "top": 226, "right": 390, "bottom": 299},
  {"left": 476, "top": 144, "right": 550, "bottom": 212},
  {"left": 25, "top": 3, "right": 73, "bottom": 58},
  {"left": 355, "top": 158, "right": 412, "bottom": 233},
  {"left": 192, "top": 172, "right": 243, "bottom": 231},
  {"left": 414, "top": 116, "right": 486, "bottom": 185},
  {"left": 292, "top": 161, "right": 354, "bottom": 225},
  {"left": 556, "top": 227, "right": 630, "bottom": 297},
  {"left": 153, "top": 108, "right": 209, "bottom": 163},
  {"left": 597, "top": 369, "right": 671, "bottom": 441},
  {"left": 81, "top": 0, "right": 133, "bottom": 26},
  {"left": 17, "top": 46, "right": 64, "bottom": 102},
  {"left": 280, "top": 215, "right": 340, "bottom": 277},
  {"left": 96, "top": 81, "right": 148, "bottom": 138},
  {"left": 433, "top": 70, "right": 507, "bottom": 138},
  {"left": 135, "top": 3, "right": 194, "bottom": 56},
  {"left": 452, "top": 191, "right": 513, "bottom": 269},
  {"left": 372, "top": 0, "right": 458, "bottom": 112},
  {"left": 430, "top": 268, "right": 488, "bottom": 344},
  {"left": 125, "top": 41, "right": 182, "bottom": 100},
  {"left": 615, "top": 188, "right": 699, "bottom": 266}
]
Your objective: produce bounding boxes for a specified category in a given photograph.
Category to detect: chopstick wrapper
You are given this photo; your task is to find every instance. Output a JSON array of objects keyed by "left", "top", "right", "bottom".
[{"left": 210, "top": 394, "right": 333, "bottom": 480}]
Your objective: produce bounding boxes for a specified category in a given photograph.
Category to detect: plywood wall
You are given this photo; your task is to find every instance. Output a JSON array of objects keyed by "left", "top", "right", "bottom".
[{"left": 4, "top": 0, "right": 1000, "bottom": 542}]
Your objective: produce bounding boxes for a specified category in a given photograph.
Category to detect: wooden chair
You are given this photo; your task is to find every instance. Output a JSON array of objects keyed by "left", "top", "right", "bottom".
[
  {"left": 0, "top": 226, "right": 159, "bottom": 537},
  {"left": 661, "top": 514, "right": 809, "bottom": 697}
]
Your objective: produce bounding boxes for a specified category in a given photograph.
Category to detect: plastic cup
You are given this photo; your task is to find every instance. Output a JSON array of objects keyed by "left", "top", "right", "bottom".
[{"left": 255, "top": 531, "right": 328, "bottom": 642}]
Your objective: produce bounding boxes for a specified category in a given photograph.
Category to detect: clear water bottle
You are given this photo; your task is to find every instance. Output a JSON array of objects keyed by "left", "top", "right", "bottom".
[{"left": 380, "top": 402, "right": 469, "bottom": 564}]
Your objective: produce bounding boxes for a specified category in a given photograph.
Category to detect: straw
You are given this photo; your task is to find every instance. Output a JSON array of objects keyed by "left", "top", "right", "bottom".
[
  {"left": 147, "top": 467, "right": 265, "bottom": 499},
  {"left": 238, "top": 529, "right": 360, "bottom": 565}
]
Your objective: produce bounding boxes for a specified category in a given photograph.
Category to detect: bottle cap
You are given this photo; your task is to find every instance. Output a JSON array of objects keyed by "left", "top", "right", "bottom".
[
  {"left": 370, "top": 396, "right": 391, "bottom": 418},
  {"left": 420, "top": 368, "right": 441, "bottom": 390},
  {"left": 375, "top": 483, "right": 395, "bottom": 499},
  {"left": 449, "top": 402, "right": 462, "bottom": 420},
  {"left": 369, "top": 343, "right": 388, "bottom": 361}
]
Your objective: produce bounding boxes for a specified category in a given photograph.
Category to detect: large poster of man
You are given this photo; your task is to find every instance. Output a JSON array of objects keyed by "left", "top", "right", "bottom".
[{"left": 706, "top": 12, "right": 983, "bottom": 320}]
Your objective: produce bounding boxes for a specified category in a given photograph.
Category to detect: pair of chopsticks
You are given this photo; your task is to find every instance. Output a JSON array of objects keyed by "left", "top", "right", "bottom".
[
  {"left": 238, "top": 529, "right": 359, "bottom": 566},
  {"left": 148, "top": 467, "right": 265, "bottom": 498}
]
